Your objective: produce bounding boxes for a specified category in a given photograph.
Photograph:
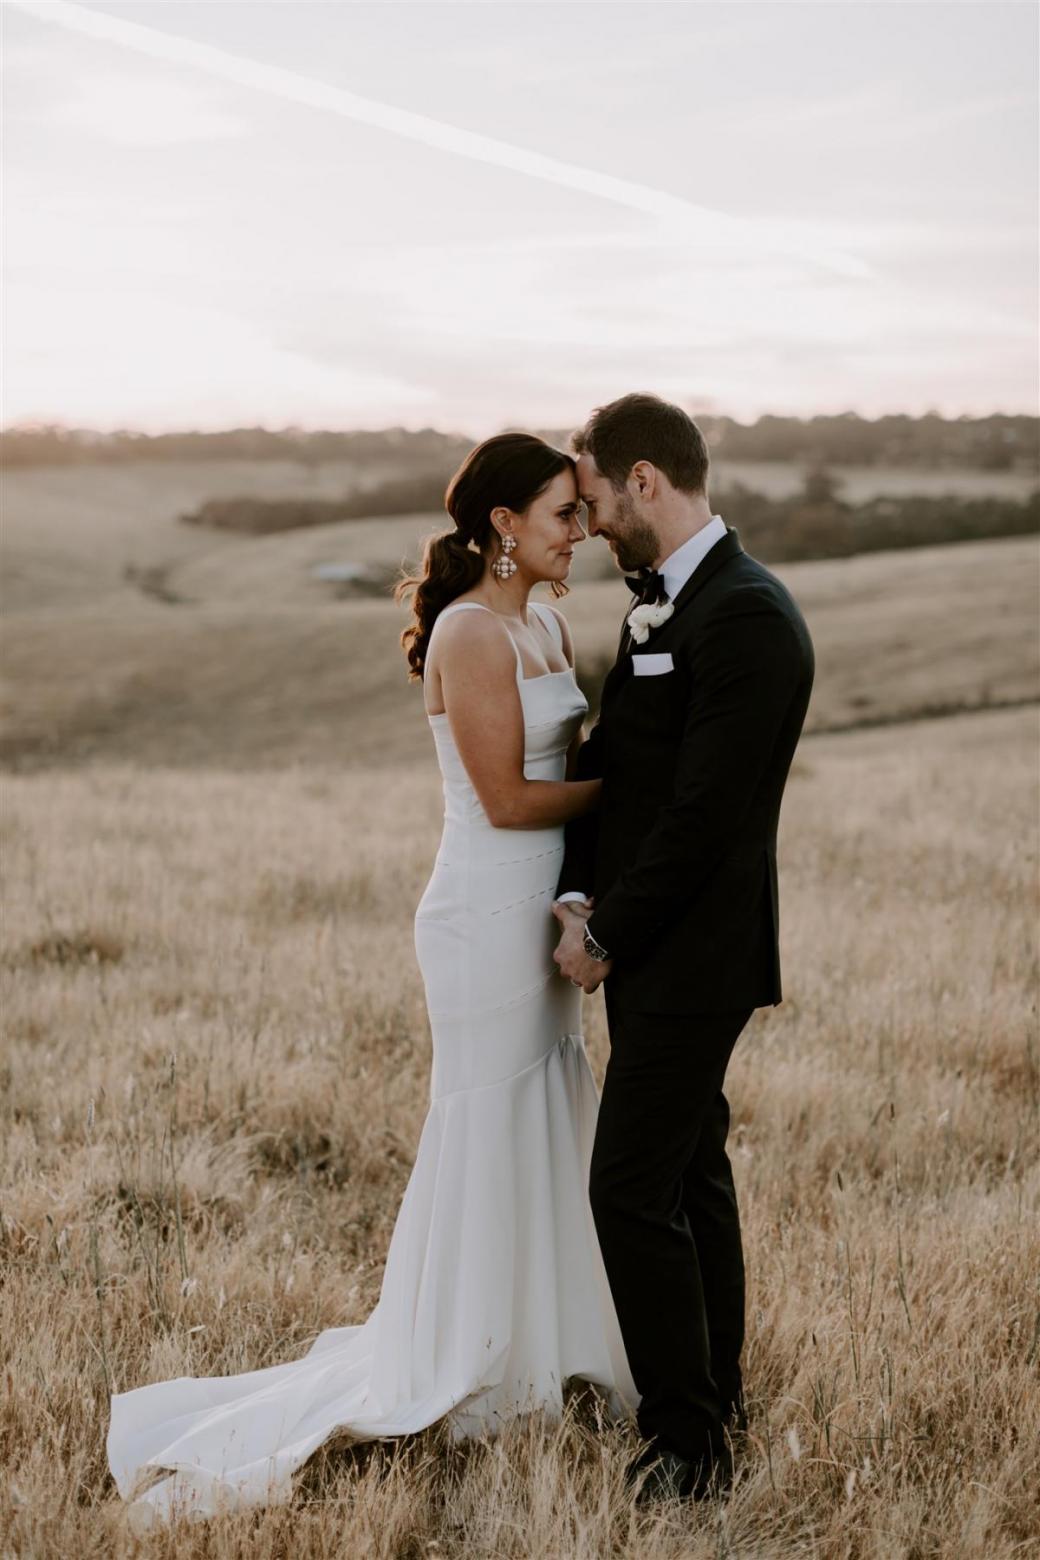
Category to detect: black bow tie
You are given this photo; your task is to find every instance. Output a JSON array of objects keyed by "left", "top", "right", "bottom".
[{"left": 625, "top": 569, "right": 668, "bottom": 605}]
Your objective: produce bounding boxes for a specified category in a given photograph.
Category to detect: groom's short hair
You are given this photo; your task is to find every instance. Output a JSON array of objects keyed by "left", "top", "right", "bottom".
[{"left": 572, "top": 393, "right": 710, "bottom": 495}]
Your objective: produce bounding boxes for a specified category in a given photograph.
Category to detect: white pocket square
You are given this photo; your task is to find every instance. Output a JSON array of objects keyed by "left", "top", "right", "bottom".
[{"left": 631, "top": 652, "right": 674, "bottom": 677}]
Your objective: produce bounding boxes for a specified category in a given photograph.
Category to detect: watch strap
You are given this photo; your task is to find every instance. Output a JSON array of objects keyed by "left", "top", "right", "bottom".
[{"left": 582, "top": 922, "right": 610, "bottom": 962}]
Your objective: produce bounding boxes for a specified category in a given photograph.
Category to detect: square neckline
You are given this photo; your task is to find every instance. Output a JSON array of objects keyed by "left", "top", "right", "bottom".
[{"left": 426, "top": 600, "right": 575, "bottom": 722}]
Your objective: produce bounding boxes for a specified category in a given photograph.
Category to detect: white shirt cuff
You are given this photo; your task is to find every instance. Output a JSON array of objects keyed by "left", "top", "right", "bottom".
[{"left": 556, "top": 891, "right": 591, "bottom": 905}]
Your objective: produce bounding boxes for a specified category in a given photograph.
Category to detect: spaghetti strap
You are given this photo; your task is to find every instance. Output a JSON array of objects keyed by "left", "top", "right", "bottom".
[
  {"left": 530, "top": 601, "right": 564, "bottom": 654},
  {"left": 434, "top": 601, "right": 525, "bottom": 679}
]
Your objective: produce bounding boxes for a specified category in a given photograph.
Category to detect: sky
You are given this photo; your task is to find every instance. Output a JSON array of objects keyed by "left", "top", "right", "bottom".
[{"left": 2, "top": 0, "right": 1038, "bottom": 436}]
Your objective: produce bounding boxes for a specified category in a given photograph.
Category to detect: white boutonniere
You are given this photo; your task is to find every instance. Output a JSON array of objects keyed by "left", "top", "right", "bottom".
[{"left": 626, "top": 598, "right": 674, "bottom": 645}]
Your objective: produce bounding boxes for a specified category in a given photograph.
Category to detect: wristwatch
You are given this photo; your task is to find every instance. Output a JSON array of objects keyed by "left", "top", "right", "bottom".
[{"left": 582, "top": 923, "right": 611, "bottom": 962}]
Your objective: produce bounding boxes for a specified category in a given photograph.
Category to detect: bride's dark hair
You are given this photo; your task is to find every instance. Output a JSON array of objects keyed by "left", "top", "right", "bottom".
[{"left": 396, "top": 432, "right": 575, "bottom": 681}]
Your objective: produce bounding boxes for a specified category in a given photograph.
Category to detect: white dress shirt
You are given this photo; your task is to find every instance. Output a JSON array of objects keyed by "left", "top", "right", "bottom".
[
  {"left": 656, "top": 513, "right": 727, "bottom": 601},
  {"left": 557, "top": 514, "right": 728, "bottom": 911}
]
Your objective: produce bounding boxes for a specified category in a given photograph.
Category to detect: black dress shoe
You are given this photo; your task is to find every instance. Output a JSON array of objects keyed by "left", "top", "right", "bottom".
[
  {"left": 629, "top": 1443, "right": 734, "bottom": 1506},
  {"left": 629, "top": 1449, "right": 689, "bottom": 1505}
]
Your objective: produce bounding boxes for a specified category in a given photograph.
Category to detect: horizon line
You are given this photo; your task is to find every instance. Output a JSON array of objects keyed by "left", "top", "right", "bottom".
[{"left": 3, "top": 406, "right": 1039, "bottom": 435}]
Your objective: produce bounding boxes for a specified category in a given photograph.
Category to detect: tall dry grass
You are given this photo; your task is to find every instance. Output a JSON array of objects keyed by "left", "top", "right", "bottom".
[{"left": 1, "top": 706, "right": 1037, "bottom": 1557}]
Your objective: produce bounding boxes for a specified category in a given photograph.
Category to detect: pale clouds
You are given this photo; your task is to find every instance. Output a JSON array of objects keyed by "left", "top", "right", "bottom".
[
  {"left": 1, "top": 33, "right": 253, "bottom": 145},
  {"left": 5, "top": 283, "right": 439, "bottom": 430},
  {"left": 48, "top": 74, "right": 250, "bottom": 146},
  {"left": 2, "top": 1, "right": 1036, "bottom": 433}
]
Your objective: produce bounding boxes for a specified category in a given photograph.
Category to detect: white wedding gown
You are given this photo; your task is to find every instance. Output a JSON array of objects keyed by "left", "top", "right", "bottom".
[{"left": 107, "top": 599, "right": 637, "bottom": 1525}]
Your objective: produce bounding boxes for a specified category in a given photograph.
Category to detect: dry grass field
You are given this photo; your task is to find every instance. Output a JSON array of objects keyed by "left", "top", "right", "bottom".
[
  {"left": 2, "top": 459, "right": 1039, "bottom": 1555},
  {"left": 1, "top": 704, "right": 1037, "bottom": 1557}
]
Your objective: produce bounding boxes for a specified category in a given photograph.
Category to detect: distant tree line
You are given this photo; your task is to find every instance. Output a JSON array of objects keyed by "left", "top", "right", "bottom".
[
  {"left": 179, "top": 472, "right": 459, "bottom": 535},
  {"left": 719, "top": 470, "right": 1039, "bottom": 562},
  {"left": 181, "top": 466, "right": 1038, "bottom": 561},
  {"left": 3, "top": 413, "right": 1036, "bottom": 472},
  {"left": 0, "top": 424, "right": 473, "bottom": 471},
  {"left": 700, "top": 412, "right": 1037, "bottom": 471}
]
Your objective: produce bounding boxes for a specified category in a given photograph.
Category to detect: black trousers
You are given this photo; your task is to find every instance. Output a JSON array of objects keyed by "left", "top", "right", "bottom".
[{"left": 591, "top": 990, "right": 754, "bottom": 1464}]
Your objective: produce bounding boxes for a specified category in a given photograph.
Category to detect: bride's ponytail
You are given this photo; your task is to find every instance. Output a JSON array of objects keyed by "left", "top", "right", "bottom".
[
  {"left": 396, "top": 530, "right": 484, "bottom": 680},
  {"left": 396, "top": 432, "right": 575, "bottom": 681}
]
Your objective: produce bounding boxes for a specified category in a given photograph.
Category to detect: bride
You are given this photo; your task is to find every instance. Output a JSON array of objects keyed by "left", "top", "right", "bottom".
[{"left": 107, "top": 433, "right": 638, "bottom": 1524}]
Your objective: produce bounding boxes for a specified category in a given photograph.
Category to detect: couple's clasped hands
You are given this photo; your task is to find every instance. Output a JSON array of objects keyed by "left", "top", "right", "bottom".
[{"left": 551, "top": 899, "right": 612, "bottom": 994}]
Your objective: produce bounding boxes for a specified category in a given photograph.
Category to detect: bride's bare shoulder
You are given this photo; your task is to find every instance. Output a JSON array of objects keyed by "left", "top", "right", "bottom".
[{"left": 432, "top": 603, "right": 516, "bottom": 671}]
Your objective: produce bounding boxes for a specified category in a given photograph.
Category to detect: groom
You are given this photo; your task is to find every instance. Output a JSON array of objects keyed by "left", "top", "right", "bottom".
[{"left": 552, "top": 393, "right": 814, "bottom": 1502}]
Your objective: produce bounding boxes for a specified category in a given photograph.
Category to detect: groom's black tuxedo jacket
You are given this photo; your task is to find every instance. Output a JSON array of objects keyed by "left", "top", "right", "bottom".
[{"left": 558, "top": 527, "right": 815, "bottom": 1014}]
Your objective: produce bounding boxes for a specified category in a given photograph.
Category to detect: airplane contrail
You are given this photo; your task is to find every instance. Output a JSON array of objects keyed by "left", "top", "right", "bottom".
[{"left": 8, "top": 0, "right": 871, "bottom": 280}]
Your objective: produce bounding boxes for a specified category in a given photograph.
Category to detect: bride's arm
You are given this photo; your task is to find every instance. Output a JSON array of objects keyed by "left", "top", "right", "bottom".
[{"left": 435, "top": 609, "right": 600, "bottom": 830}]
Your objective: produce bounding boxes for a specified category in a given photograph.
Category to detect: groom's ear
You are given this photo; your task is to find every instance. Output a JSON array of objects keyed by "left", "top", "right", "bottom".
[{"left": 630, "top": 461, "right": 657, "bottom": 500}]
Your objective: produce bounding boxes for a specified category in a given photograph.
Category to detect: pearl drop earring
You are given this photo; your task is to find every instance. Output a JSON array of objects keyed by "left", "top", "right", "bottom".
[{"left": 491, "top": 533, "right": 518, "bottom": 579}]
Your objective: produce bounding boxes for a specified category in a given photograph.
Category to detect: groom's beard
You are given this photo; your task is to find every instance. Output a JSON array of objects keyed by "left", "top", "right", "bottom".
[{"left": 606, "top": 492, "right": 660, "bottom": 573}]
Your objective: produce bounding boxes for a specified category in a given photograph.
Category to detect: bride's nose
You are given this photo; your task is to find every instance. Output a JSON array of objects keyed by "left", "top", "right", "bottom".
[{"left": 569, "top": 513, "right": 587, "bottom": 543}]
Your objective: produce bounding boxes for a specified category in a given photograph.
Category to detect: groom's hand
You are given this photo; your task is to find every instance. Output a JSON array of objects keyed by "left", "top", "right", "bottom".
[{"left": 551, "top": 901, "right": 611, "bottom": 993}]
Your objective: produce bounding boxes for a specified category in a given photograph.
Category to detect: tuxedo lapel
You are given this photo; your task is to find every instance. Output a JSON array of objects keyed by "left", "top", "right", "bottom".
[{"left": 664, "top": 526, "right": 744, "bottom": 623}]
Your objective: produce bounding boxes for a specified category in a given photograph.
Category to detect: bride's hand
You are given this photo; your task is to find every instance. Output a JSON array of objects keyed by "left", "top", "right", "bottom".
[{"left": 551, "top": 902, "right": 611, "bottom": 993}]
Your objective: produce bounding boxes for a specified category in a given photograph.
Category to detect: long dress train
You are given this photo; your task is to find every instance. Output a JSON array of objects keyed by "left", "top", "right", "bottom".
[{"left": 106, "top": 599, "right": 637, "bottom": 1525}]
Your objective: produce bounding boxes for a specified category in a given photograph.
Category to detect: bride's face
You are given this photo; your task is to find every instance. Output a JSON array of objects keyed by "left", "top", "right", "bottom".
[{"left": 511, "top": 468, "right": 587, "bottom": 584}]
